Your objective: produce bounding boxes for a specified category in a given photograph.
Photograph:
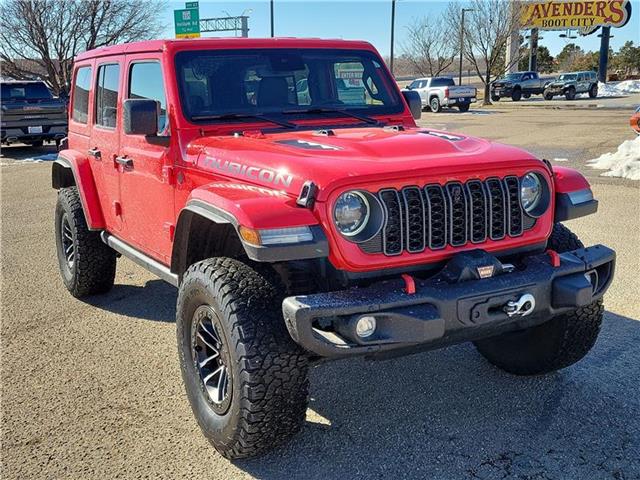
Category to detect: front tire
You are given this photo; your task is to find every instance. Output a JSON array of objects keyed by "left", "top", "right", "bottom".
[
  {"left": 177, "top": 258, "right": 309, "bottom": 459},
  {"left": 55, "top": 187, "right": 116, "bottom": 297},
  {"left": 511, "top": 88, "right": 522, "bottom": 101},
  {"left": 543, "top": 90, "right": 554, "bottom": 101},
  {"left": 474, "top": 224, "right": 604, "bottom": 375},
  {"left": 565, "top": 87, "right": 576, "bottom": 100},
  {"left": 491, "top": 95, "right": 500, "bottom": 102}
]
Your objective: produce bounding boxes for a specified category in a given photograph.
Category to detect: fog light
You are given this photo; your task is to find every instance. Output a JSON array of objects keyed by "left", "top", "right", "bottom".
[{"left": 355, "top": 316, "right": 376, "bottom": 338}]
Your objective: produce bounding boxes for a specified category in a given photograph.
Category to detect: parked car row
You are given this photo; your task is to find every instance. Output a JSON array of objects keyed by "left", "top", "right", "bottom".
[{"left": 402, "top": 69, "right": 602, "bottom": 112}]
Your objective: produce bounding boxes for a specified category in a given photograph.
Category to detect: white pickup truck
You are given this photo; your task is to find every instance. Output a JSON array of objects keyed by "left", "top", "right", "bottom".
[{"left": 405, "top": 77, "right": 477, "bottom": 113}]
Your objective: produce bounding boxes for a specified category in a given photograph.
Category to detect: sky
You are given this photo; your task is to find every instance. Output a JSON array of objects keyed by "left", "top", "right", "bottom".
[{"left": 163, "top": 0, "right": 640, "bottom": 57}]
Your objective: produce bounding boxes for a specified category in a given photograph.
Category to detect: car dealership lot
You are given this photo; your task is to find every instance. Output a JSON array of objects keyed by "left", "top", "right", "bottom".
[{"left": 2, "top": 106, "right": 639, "bottom": 479}]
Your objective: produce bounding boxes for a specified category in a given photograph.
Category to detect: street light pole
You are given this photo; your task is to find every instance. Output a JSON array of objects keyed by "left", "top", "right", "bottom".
[
  {"left": 390, "top": 0, "right": 396, "bottom": 76},
  {"left": 458, "top": 8, "right": 473, "bottom": 85},
  {"left": 270, "top": 0, "right": 274, "bottom": 37}
]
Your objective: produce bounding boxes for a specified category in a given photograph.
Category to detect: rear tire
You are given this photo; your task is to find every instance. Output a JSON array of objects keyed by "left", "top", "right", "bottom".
[
  {"left": 523, "top": 93, "right": 531, "bottom": 99},
  {"left": 176, "top": 258, "right": 309, "bottom": 459},
  {"left": 474, "top": 223, "right": 604, "bottom": 375},
  {"left": 588, "top": 84, "right": 598, "bottom": 98},
  {"left": 429, "top": 97, "right": 442, "bottom": 113},
  {"left": 458, "top": 103, "right": 470, "bottom": 112},
  {"left": 565, "top": 87, "right": 576, "bottom": 100},
  {"left": 55, "top": 187, "right": 116, "bottom": 297}
]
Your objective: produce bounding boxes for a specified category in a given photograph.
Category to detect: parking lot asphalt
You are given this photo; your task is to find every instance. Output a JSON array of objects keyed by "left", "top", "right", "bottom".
[{"left": 2, "top": 105, "right": 639, "bottom": 479}]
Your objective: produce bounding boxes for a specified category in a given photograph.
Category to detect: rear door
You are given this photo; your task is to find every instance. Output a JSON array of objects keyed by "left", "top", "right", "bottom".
[
  {"left": 578, "top": 73, "right": 589, "bottom": 93},
  {"left": 118, "top": 56, "right": 174, "bottom": 262},
  {"left": 90, "top": 59, "right": 124, "bottom": 232}
]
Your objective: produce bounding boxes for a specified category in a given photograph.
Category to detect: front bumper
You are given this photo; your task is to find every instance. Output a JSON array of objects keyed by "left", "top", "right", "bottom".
[
  {"left": 491, "top": 85, "right": 513, "bottom": 96},
  {"left": 282, "top": 245, "right": 615, "bottom": 358}
]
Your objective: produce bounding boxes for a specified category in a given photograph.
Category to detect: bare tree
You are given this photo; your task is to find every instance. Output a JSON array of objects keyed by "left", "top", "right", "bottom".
[
  {"left": 402, "top": 14, "right": 458, "bottom": 77},
  {"left": 0, "top": 0, "right": 166, "bottom": 95},
  {"left": 446, "top": 0, "right": 523, "bottom": 104}
]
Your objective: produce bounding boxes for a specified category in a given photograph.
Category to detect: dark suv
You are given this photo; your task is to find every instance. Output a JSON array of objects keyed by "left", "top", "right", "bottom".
[{"left": 1, "top": 80, "right": 68, "bottom": 147}]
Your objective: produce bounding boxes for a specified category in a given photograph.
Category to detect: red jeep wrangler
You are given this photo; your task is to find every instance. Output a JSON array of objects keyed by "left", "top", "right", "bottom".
[{"left": 52, "top": 38, "right": 615, "bottom": 459}]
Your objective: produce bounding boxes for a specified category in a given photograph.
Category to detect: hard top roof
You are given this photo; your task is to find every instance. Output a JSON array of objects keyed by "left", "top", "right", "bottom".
[{"left": 75, "top": 37, "right": 376, "bottom": 61}]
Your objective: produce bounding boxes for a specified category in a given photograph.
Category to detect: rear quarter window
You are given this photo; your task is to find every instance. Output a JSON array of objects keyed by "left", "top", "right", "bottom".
[{"left": 72, "top": 67, "right": 92, "bottom": 123}]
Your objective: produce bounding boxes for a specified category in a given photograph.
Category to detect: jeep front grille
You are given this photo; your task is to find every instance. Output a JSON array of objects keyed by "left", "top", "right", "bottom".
[{"left": 368, "top": 176, "right": 524, "bottom": 256}]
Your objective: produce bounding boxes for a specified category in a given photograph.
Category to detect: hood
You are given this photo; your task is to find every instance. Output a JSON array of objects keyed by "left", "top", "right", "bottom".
[{"left": 192, "top": 126, "right": 540, "bottom": 201}]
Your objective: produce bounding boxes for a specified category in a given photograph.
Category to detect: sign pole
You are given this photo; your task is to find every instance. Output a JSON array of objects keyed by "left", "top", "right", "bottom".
[
  {"left": 598, "top": 26, "right": 611, "bottom": 83},
  {"left": 528, "top": 28, "right": 538, "bottom": 72}
]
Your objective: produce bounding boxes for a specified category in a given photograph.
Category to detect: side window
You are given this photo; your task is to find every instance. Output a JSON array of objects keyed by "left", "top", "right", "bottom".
[
  {"left": 72, "top": 66, "right": 92, "bottom": 123},
  {"left": 128, "top": 62, "right": 168, "bottom": 133},
  {"left": 95, "top": 63, "right": 120, "bottom": 128}
]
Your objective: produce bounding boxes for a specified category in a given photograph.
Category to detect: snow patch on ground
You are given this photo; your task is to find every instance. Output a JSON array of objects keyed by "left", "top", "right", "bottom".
[
  {"left": 587, "top": 136, "right": 640, "bottom": 180},
  {"left": 578, "top": 80, "right": 640, "bottom": 98},
  {"left": 553, "top": 158, "right": 569, "bottom": 162},
  {"left": 0, "top": 152, "right": 57, "bottom": 166}
]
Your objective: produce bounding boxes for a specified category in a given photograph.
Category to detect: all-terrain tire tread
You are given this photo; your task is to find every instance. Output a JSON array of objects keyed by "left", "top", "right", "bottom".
[
  {"left": 177, "top": 258, "right": 309, "bottom": 459},
  {"left": 56, "top": 187, "right": 116, "bottom": 297}
]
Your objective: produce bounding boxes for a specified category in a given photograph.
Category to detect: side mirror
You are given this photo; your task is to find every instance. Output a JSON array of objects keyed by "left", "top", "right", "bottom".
[
  {"left": 123, "top": 99, "right": 158, "bottom": 136},
  {"left": 402, "top": 89, "right": 422, "bottom": 120}
]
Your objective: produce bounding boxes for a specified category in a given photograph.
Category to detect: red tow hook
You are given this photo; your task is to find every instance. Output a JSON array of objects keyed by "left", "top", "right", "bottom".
[
  {"left": 401, "top": 274, "right": 416, "bottom": 295},
  {"left": 546, "top": 249, "right": 561, "bottom": 267}
]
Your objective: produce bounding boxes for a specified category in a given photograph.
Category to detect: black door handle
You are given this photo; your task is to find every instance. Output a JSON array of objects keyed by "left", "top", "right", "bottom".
[
  {"left": 115, "top": 155, "right": 133, "bottom": 169},
  {"left": 87, "top": 147, "right": 101, "bottom": 159}
]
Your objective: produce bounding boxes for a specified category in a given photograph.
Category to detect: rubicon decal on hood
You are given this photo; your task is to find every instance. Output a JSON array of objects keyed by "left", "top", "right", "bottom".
[
  {"left": 421, "top": 131, "right": 465, "bottom": 141},
  {"left": 276, "top": 139, "right": 341, "bottom": 150},
  {"left": 202, "top": 156, "right": 294, "bottom": 187}
]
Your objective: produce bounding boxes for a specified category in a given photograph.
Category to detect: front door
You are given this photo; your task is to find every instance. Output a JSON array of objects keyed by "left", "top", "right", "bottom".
[
  {"left": 90, "top": 59, "right": 124, "bottom": 232},
  {"left": 118, "top": 56, "right": 175, "bottom": 263}
]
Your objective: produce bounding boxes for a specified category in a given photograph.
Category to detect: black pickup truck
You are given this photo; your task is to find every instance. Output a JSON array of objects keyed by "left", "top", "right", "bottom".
[{"left": 1, "top": 81, "right": 68, "bottom": 147}]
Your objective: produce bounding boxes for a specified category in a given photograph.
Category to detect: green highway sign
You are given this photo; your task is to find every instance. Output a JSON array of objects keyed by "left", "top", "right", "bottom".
[
  {"left": 174, "top": 8, "right": 200, "bottom": 38},
  {"left": 185, "top": 1, "right": 199, "bottom": 9}
]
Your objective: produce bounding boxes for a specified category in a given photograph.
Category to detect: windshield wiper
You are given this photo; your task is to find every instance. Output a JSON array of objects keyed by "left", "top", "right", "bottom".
[
  {"left": 282, "top": 107, "right": 383, "bottom": 126},
  {"left": 190, "top": 113, "right": 297, "bottom": 129}
]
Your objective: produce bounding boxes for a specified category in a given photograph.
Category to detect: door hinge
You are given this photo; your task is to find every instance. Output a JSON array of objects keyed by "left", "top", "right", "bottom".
[
  {"left": 162, "top": 166, "right": 175, "bottom": 185},
  {"left": 163, "top": 222, "right": 175, "bottom": 241}
]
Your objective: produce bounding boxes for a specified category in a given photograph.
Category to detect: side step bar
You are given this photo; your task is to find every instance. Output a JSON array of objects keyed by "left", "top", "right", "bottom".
[{"left": 100, "top": 232, "right": 179, "bottom": 287}]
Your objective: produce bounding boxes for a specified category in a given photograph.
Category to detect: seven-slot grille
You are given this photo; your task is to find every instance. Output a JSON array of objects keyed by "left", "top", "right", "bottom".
[{"left": 372, "top": 176, "right": 524, "bottom": 256}]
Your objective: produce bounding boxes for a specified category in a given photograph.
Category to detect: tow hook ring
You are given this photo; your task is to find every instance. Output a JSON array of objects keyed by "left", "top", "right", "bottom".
[{"left": 504, "top": 293, "right": 536, "bottom": 317}]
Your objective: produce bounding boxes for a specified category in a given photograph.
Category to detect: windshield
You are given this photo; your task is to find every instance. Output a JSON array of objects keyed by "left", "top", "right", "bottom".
[
  {"left": 175, "top": 48, "right": 403, "bottom": 124},
  {"left": 1, "top": 82, "right": 52, "bottom": 101},
  {"left": 558, "top": 74, "right": 577, "bottom": 81}
]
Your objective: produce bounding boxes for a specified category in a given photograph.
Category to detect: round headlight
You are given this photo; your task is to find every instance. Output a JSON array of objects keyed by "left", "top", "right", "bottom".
[
  {"left": 520, "top": 173, "right": 542, "bottom": 212},
  {"left": 334, "top": 191, "right": 370, "bottom": 236}
]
